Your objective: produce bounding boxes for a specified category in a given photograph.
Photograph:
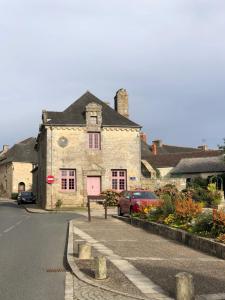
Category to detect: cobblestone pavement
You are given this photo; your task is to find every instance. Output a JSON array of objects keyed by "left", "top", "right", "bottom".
[
  {"left": 73, "top": 274, "right": 141, "bottom": 300},
  {"left": 73, "top": 212, "right": 225, "bottom": 299}
]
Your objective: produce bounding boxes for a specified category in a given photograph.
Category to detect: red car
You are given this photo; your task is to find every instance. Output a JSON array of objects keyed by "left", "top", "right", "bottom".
[{"left": 117, "top": 190, "right": 159, "bottom": 216}]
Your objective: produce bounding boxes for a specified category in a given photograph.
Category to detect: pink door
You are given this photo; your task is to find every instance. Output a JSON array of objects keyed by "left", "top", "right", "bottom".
[{"left": 87, "top": 177, "right": 101, "bottom": 196}]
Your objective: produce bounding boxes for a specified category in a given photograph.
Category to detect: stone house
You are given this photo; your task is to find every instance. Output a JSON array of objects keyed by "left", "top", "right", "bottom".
[
  {"left": 141, "top": 139, "right": 223, "bottom": 181},
  {"left": 0, "top": 138, "right": 37, "bottom": 198},
  {"left": 35, "top": 89, "right": 142, "bottom": 209}
]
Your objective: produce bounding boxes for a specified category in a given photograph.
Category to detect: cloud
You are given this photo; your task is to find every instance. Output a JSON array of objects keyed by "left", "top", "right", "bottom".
[{"left": 0, "top": 0, "right": 225, "bottom": 148}]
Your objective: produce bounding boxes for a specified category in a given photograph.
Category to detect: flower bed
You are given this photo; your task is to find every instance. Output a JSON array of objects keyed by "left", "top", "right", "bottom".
[{"left": 131, "top": 185, "right": 225, "bottom": 246}]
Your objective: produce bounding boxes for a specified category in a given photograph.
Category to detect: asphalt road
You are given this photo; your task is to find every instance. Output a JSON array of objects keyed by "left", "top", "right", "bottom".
[{"left": 0, "top": 200, "right": 77, "bottom": 300}]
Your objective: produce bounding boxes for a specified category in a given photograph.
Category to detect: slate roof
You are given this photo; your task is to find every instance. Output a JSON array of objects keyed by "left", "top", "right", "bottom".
[
  {"left": 45, "top": 91, "right": 141, "bottom": 128},
  {"left": 154, "top": 144, "right": 203, "bottom": 154},
  {"left": 172, "top": 156, "right": 225, "bottom": 174},
  {"left": 141, "top": 140, "right": 223, "bottom": 169},
  {"left": 0, "top": 138, "right": 37, "bottom": 165}
]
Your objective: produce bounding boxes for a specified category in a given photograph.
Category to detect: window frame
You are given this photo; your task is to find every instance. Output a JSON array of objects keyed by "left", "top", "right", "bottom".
[
  {"left": 60, "top": 169, "right": 76, "bottom": 192},
  {"left": 88, "top": 132, "right": 101, "bottom": 150},
  {"left": 111, "top": 169, "right": 127, "bottom": 192}
]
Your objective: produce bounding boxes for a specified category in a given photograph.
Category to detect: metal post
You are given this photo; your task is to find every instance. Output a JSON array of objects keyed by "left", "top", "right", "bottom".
[
  {"left": 87, "top": 197, "right": 91, "bottom": 222},
  {"left": 105, "top": 200, "right": 107, "bottom": 219}
]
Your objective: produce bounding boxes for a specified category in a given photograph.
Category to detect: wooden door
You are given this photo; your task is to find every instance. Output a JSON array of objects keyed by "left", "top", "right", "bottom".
[{"left": 87, "top": 177, "right": 101, "bottom": 196}]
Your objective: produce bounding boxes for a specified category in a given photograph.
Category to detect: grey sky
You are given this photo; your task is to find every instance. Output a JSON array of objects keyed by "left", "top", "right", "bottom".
[{"left": 1, "top": 0, "right": 225, "bottom": 149}]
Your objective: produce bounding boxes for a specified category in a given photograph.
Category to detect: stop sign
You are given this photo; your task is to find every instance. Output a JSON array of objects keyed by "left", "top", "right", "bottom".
[{"left": 46, "top": 175, "right": 55, "bottom": 184}]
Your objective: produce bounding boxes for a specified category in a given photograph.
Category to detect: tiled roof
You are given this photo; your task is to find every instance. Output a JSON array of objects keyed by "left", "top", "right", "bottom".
[
  {"left": 172, "top": 156, "right": 225, "bottom": 174},
  {"left": 0, "top": 137, "right": 37, "bottom": 165},
  {"left": 45, "top": 91, "right": 141, "bottom": 128}
]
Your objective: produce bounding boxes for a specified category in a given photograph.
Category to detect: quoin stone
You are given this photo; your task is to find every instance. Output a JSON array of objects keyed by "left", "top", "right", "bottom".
[
  {"left": 94, "top": 256, "right": 107, "bottom": 280},
  {"left": 78, "top": 243, "right": 92, "bottom": 260},
  {"left": 175, "top": 272, "right": 194, "bottom": 300}
]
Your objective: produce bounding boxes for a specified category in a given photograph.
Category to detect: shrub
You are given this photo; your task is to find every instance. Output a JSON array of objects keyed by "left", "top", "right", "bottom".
[
  {"left": 161, "top": 194, "right": 175, "bottom": 217},
  {"left": 164, "top": 213, "right": 176, "bottom": 225},
  {"left": 101, "top": 190, "right": 120, "bottom": 207},
  {"left": 212, "top": 209, "right": 225, "bottom": 236},
  {"left": 175, "top": 198, "right": 202, "bottom": 222},
  {"left": 134, "top": 200, "right": 163, "bottom": 219},
  {"left": 192, "top": 211, "right": 214, "bottom": 235},
  {"left": 55, "top": 199, "right": 63, "bottom": 209},
  {"left": 155, "top": 185, "right": 185, "bottom": 203},
  {"left": 216, "top": 233, "right": 225, "bottom": 244}
]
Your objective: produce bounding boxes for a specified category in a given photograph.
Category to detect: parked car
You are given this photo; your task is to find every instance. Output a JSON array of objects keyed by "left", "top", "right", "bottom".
[
  {"left": 17, "top": 192, "right": 36, "bottom": 205},
  {"left": 117, "top": 190, "right": 159, "bottom": 216}
]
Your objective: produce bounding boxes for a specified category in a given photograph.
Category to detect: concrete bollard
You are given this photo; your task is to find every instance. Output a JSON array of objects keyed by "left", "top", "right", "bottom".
[
  {"left": 175, "top": 272, "right": 194, "bottom": 300},
  {"left": 78, "top": 243, "right": 92, "bottom": 259},
  {"left": 94, "top": 256, "right": 107, "bottom": 280}
]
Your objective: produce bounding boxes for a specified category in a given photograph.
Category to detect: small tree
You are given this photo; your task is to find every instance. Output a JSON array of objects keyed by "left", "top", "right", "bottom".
[{"left": 55, "top": 199, "right": 63, "bottom": 211}]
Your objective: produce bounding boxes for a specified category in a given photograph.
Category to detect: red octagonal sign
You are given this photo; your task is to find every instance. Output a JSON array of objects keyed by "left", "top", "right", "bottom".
[{"left": 46, "top": 175, "right": 55, "bottom": 184}]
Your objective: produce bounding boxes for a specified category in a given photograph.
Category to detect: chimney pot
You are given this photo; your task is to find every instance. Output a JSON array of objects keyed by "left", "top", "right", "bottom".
[
  {"left": 140, "top": 132, "right": 147, "bottom": 143},
  {"left": 153, "top": 140, "right": 163, "bottom": 148},
  {"left": 198, "top": 145, "right": 208, "bottom": 151},
  {"left": 151, "top": 143, "right": 157, "bottom": 155}
]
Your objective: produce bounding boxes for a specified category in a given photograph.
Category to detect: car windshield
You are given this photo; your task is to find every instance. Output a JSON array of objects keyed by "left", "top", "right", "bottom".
[
  {"left": 132, "top": 191, "right": 157, "bottom": 199},
  {"left": 21, "top": 192, "right": 32, "bottom": 196}
]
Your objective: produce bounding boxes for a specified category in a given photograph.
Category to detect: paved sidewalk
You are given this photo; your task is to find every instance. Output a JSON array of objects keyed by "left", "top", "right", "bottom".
[{"left": 73, "top": 212, "right": 225, "bottom": 299}]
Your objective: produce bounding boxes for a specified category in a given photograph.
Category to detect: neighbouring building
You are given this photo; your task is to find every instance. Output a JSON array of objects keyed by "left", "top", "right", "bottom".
[
  {"left": 140, "top": 139, "right": 224, "bottom": 181},
  {"left": 35, "top": 89, "right": 142, "bottom": 209},
  {"left": 0, "top": 138, "right": 37, "bottom": 198}
]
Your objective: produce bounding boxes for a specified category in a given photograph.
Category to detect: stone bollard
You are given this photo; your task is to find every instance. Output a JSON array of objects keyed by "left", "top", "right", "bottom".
[
  {"left": 94, "top": 256, "right": 107, "bottom": 280},
  {"left": 78, "top": 243, "right": 92, "bottom": 260},
  {"left": 175, "top": 272, "right": 194, "bottom": 300}
]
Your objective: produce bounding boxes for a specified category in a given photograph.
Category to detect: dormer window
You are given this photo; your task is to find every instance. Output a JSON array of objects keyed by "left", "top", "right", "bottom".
[
  {"left": 85, "top": 102, "right": 102, "bottom": 131},
  {"left": 90, "top": 116, "right": 98, "bottom": 125}
]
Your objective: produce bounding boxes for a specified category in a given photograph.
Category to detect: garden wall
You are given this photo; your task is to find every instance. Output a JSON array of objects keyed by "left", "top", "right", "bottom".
[
  {"left": 114, "top": 216, "right": 225, "bottom": 260},
  {"left": 140, "top": 178, "right": 186, "bottom": 191}
]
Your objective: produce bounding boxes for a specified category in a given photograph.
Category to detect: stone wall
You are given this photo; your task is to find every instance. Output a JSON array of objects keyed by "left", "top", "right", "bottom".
[
  {"left": 140, "top": 177, "right": 186, "bottom": 191},
  {"left": 0, "top": 163, "right": 13, "bottom": 197},
  {"left": 0, "top": 162, "right": 33, "bottom": 198},
  {"left": 41, "top": 126, "right": 141, "bottom": 209},
  {"left": 12, "top": 162, "right": 33, "bottom": 193}
]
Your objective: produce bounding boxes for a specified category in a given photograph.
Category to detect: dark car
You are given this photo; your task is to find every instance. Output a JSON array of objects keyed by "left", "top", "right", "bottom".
[
  {"left": 17, "top": 192, "right": 36, "bottom": 205},
  {"left": 118, "top": 190, "right": 159, "bottom": 216}
]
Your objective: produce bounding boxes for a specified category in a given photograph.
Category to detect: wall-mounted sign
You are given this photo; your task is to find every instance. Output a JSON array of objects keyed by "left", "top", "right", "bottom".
[{"left": 46, "top": 175, "right": 55, "bottom": 184}]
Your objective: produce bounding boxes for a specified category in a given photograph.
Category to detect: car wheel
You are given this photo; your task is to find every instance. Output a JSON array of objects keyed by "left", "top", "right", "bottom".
[{"left": 118, "top": 206, "right": 124, "bottom": 216}]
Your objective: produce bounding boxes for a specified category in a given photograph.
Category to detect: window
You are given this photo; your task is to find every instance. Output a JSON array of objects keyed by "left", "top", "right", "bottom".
[
  {"left": 90, "top": 116, "right": 98, "bottom": 125},
  {"left": 60, "top": 169, "right": 76, "bottom": 191},
  {"left": 88, "top": 133, "right": 101, "bottom": 149},
  {"left": 111, "top": 170, "right": 127, "bottom": 192}
]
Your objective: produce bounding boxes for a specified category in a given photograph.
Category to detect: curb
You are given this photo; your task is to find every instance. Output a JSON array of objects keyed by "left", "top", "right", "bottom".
[
  {"left": 66, "top": 219, "right": 149, "bottom": 300},
  {"left": 22, "top": 206, "right": 52, "bottom": 214}
]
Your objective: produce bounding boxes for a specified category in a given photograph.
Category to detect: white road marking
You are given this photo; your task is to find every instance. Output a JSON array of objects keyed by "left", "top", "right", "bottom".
[
  {"left": 74, "top": 225, "right": 172, "bottom": 299},
  {"left": 65, "top": 272, "right": 74, "bottom": 300},
  {"left": 4, "top": 225, "right": 15, "bottom": 233}
]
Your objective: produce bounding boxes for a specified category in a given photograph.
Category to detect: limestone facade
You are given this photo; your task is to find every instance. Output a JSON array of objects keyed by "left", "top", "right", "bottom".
[
  {"left": 37, "top": 126, "right": 141, "bottom": 209},
  {"left": 0, "top": 162, "right": 33, "bottom": 198},
  {"left": 35, "top": 90, "right": 142, "bottom": 209}
]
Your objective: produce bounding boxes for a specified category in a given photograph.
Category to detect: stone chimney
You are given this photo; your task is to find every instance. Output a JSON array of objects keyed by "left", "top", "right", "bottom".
[
  {"left": 153, "top": 140, "right": 163, "bottom": 148},
  {"left": 198, "top": 145, "right": 208, "bottom": 151},
  {"left": 151, "top": 143, "right": 157, "bottom": 155},
  {"left": 114, "top": 88, "right": 129, "bottom": 118},
  {"left": 3, "top": 145, "right": 9, "bottom": 152},
  {"left": 140, "top": 132, "right": 147, "bottom": 143}
]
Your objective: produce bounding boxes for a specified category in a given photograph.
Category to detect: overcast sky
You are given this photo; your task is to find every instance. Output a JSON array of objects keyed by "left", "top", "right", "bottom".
[{"left": 1, "top": 0, "right": 225, "bottom": 149}]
